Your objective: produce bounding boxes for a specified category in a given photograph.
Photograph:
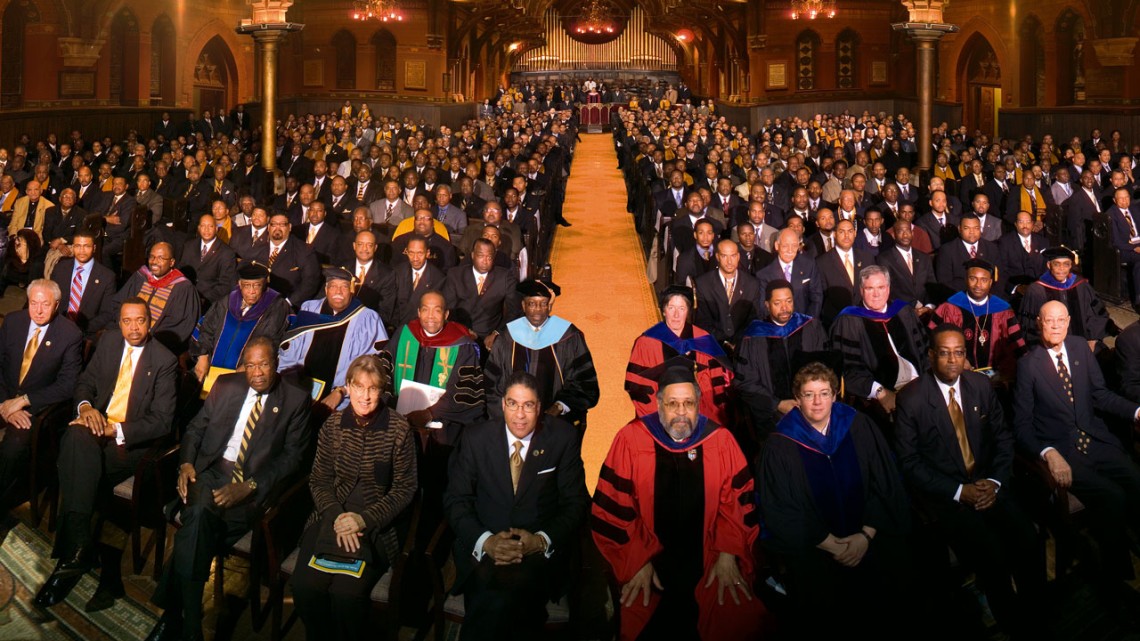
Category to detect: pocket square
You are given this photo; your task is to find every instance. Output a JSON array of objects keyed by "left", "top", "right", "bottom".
[
  {"left": 801, "top": 278, "right": 811, "bottom": 284},
  {"left": 290, "top": 266, "right": 300, "bottom": 271},
  {"left": 537, "top": 467, "right": 556, "bottom": 475}
]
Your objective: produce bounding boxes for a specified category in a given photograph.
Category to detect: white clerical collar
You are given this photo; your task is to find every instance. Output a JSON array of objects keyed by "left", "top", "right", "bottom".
[{"left": 967, "top": 295, "right": 989, "bottom": 306}]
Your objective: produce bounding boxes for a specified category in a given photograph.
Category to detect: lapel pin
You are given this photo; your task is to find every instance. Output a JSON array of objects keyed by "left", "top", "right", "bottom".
[
  {"left": 688, "top": 449, "right": 698, "bottom": 461},
  {"left": 273, "top": 407, "right": 279, "bottom": 413},
  {"left": 45, "top": 341, "right": 51, "bottom": 347},
  {"left": 532, "top": 449, "right": 543, "bottom": 457},
  {"left": 94, "top": 279, "right": 100, "bottom": 285}
]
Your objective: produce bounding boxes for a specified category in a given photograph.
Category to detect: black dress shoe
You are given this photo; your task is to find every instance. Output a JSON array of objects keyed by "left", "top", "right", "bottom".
[
  {"left": 144, "top": 615, "right": 183, "bottom": 641},
  {"left": 557, "top": 218, "right": 572, "bottom": 227},
  {"left": 85, "top": 579, "right": 124, "bottom": 613},
  {"left": 34, "top": 548, "right": 97, "bottom": 607}
]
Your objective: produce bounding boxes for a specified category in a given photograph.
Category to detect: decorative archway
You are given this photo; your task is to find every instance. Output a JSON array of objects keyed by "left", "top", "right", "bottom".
[
  {"left": 192, "top": 34, "right": 237, "bottom": 116},
  {"left": 108, "top": 7, "right": 140, "bottom": 104},
  {"left": 836, "top": 28, "right": 860, "bottom": 90},
  {"left": 1, "top": 0, "right": 39, "bottom": 109},
  {"left": 956, "top": 33, "right": 1001, "bottom": 137},
  {"left": 151, "top": 14, "right": 176, "bottom": 105},
  {"left": 795, "top": 30, "right": 821, "bottom": 92},
  {"left": 1055, "top": 8, "right": 1086, "bottom": 106},
  {"left": 371, "top": 29, "right": 397, "bottom": 92},
  {"left": 1019, "top": 16, "right": 1045, "bottom": 107},
  {"left": 332, "top": 29, "right": 356, "bottom": 90}
]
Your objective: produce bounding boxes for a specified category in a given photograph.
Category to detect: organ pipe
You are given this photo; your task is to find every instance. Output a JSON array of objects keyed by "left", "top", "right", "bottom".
[{"left": 517, "top": 7, "right": 677, "bottom": 71}]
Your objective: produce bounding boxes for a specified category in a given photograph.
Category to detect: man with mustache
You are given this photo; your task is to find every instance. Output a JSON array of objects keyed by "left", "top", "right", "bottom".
[{"left": 592, "top": 366, "right": 768, "bottom": 641}]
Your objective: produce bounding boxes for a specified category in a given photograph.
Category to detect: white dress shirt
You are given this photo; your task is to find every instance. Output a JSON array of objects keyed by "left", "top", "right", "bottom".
[{"left": 224, "top": 387, "right": 265, "bottom": 462}]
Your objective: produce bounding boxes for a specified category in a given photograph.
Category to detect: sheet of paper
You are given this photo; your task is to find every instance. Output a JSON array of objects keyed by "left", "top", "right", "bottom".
[
  {"left": 201, "top": 366, "right": 237, "bottom": 399},
  {"left": 396, "top": 379, "right": 446, "bottom": 415}
]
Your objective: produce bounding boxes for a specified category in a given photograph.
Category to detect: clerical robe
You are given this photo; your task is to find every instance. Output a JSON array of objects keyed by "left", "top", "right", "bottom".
[
  {"left": 190, "top": 287, "right": 292, "bottom": 368},
  {"left": 110, "top": 266, "right": 200, "bottom": 354},
  {"left": 484, "top": 316, "right": 599, "bottom": 428},
  {"left": 1018, "top": 273, "right": 1109, "bottom": 344},
  {"left": 625, "top": 323, "right": 733, "bottom": 425},
  {"left": 930, "top": 292, "right": 1025, "bottom": 380},
  {"left": 381, "top": 319, "right": 483, "bottom": 445},
  {"left": 279, "top": 297, "right": 388, "bottom": 408},
  {"left": 830, "top": 300, "right": 929, "bottom": 400},
  {"left": 733, "top": 313, "right": 828, "bottom": 436},
  {"left": 592, "top": 414, "right": 768, "bottom": 641}
]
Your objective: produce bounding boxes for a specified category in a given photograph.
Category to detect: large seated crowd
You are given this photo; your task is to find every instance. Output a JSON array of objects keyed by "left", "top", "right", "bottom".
[{"left": 0, "top": 87, "right": 1139, "bottom": 641}]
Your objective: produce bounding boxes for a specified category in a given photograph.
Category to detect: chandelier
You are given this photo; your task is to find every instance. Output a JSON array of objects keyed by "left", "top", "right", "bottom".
[
  {"left": 352, "top": 0, "right": 404, "bottom": 22},
  {"left": 576, "top": 0, "right": 615, "bottom": 34},
  {"left": 790, "top": 0, "right": 837, "bottom": 20}
]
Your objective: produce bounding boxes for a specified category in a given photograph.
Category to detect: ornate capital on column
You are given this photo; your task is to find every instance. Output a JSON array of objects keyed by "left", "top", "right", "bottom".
[
  {"left": 1090, "top": 37, "right": 1139, "bottom": 67},
  {"left": 748, "top": 35, "right": 767, "bottom": 51},
  {"left": 899, "top": 0, "right": 951, "bottom": 24},
  {"left": 57, "top": 37, "right": 105, "bottom": 69},
  {"left": 244, "top": 0, "right": 295, "bottom": 25},
  {"left": 891, "top": 22, "right": 959, "bottom": 41}
]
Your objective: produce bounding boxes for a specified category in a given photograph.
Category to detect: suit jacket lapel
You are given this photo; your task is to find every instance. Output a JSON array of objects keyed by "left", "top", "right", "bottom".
[
  {"left": 514, "top": 425, "right": 546, "bottom": 501},
  {"left": 960, "top": 376, "right": 984, "bottom": 462},
  {"left": 927, "top": 378, "right": 969, "bottom": 477},
  {"left": 246, "top": 383, "right": 281, "bottom": 454},
  {"left": 1040, "top": 348, "right": 1075, "bottom": 412}
]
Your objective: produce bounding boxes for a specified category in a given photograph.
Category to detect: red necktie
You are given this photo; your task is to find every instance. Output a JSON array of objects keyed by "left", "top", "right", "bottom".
[{"left": 67, "top": 269, "right": 83, "bottom": 319}]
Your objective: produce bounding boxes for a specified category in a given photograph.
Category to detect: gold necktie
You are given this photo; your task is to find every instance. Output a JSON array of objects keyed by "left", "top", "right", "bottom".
[
  {"left": 476, "top": 274, "right": 486, "bottom": 295},
  {"left": 357, "top": 267, "right": 367, "bottom": 292},
  {"left": 724, "top": 276, "right": 734, "bottom": 303},
  {"left": 105, "top": 347, "right": 134, "bottom": 424},
  {"left": 843, "top": 252, "right": 854, "bottom": 283},
  {"left": 948, "top": 388, "right": 975, "bottom": 476},
  {"left": 905, "top": 251, "right": 913, "bottom": 274},
  {"left": 232, "top": 394, "right": 263, "bottom": 483},
  {"left": 307, "top": 226, "right": 317, "bottom": 244},
  {"left": 411, "top": 270, "right": 422, "bottom": 290},
  {"left": 510, "top": 440, "right": 524, "bottom": 493},
  {"left": 268, "top": 246, "right": 280, "bottom": 268},
  {"left": 18, "top": 328, "right": 40, "bottom": 385}
]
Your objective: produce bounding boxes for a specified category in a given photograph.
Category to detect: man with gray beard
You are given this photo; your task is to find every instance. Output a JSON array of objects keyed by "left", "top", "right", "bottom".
[{"left": 591, "top": 367, "right": 769, "bottom": 640}]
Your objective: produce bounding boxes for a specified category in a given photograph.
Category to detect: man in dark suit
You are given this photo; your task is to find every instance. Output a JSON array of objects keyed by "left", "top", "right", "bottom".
[
  {"left": 1004, "top": 171, "right": 1054, "bottom": 227},
  {"left": 444, "top": 371, "right": 588, "bottom": 640},
  {"left": 671, "top": 193, "right": 725, "bottom": 256},
  {"left": 983, "top": 166, "right": 1012, "bottom": 216},
  {"left": 73, "top": 166, "right": 106, "bottom": 213},
  {"left": 441, "top": 238, "right": 522, "bottom": 351},
  {"left": 279, "top": 143, "right": 314, "bottom": 185},
  {"left": 257, "top": 212, "right": 321, "bottom": 310},
  {"left": 0, "top": 279, "right": 84, "bottom": 510},
  {"left": 340, "top": 229, "right": 396, "bottom": 323},
  {"left": 998, "top": 211, "right": 1047, "bottom": 291},
  {"left": 655, "top": 171, "right": 691, "bottom": 221},
  {"left": 914, "top": 190, "right": 960, "bottom": 253},
  {"left": 51, "top": 229, "right": 117, "bottom": 339},
  {"left": 1107, "top": 187, "right": 1140, "bottom": 306},
  {"left": 326, "top": 176, "right": 360, "bottom": 225},
  {"left": 35, "top": 298, "right": 179, "bottom": 609},
  {"left": 43, "top": 188, "right": 90, "bottom": 252},
  {"left": 229, "top": 206, "right": 270, "bottom": 264},
  {"left": 147, "top": 338, "right": 311, "bottom": 641},
  {"left": 756, "top": 228, "right": 823, "bottom": 318},
  {"left": 178, "top": 213, "right": 238, "bottom": 309},
  {"left": 1116, "top": 320, "right": 1140, "bottom": 403},
  {"left": 934, "top": 213, "right": 1003, "bottom": 298},
  {"left": 391, "top": 209, "right": 459, "bottom": 272},
  {"left": 816, "top": 219, "right": 875, "bottom": 326},
  {"left": 694, "top": 240, "right": 761, "bottom": 348},
  {"left": 1014, "top": 300, "right": 1140, "bottom": 602},
  {"left": 96, "top": 176, "right": 138, "bottom": 269},
  {"left": 294, "top": 201, "right": 343, "bottom": 266},
  {"left": 1064, "top": 169, "right": 1103, "bottom": 250},
  {"left": 673, "top": 219, "right": 718, "bottom": 288},
  {"left": 392, "top": 237, "right": 445, "bottom": 328},
  {"left": 895, "top": 325, "right": 1045, "bottom": 636}
]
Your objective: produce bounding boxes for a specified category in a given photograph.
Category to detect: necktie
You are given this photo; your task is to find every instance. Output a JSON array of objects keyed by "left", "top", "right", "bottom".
[
  {"left": 510, "top": 440, "right": 524, "bottom": 493},
  {"left": 253, "top": 230, "right": 262, "bottom": 244},
  {"left": 18, "top": 328, "right": 40, "bottom": 385},
  {"left": 783, "top": 264, "right": 792, "bottom": 281},
  {"left": 105, "top": 347, "right": 134, "bottom": 424},
  {"left": 824, "top": 236, "right": 832, "bottom": 252},
  {"left": 843, "top": 252, "right": 854, "bottom": 283},
  {"left": 232, "top": 394, "right": 263, "bottom": 483},
  {"left": 902, "top": 185, "right": 909, "bottom": 198},
  {"left": 904, "top": 250, "right": 913, "bottom": 274},
  {"left": 1125, "top": 210, "right": 1138, "bottom": 239},
  {"left": 969, "top": 244, "right": 977, "bottom": 259},
  {"left": 268, "top": 245, "right": 280, "bottom": 268},
  {"left": 68, "top": 269, "right": 83, "bottom": 319},
  {"left": 307, "top": 226, "right": 318, "bottom": 244},
  {"left": 947, "top": 388, "right": 975, "bottom": 476},
  {"left": 201, "top": 243, "right": 209, "bottom": 259},
  {"left": 357, "top": 266, "right": 367, "bottom": 291},
  {"left": 1029, "top": 190, "right": 1038, "bottom": 212},
  {"left": 385, "top": 203, "right": 394, "bottom": 220},
  {"left": 724, "top": 276, "right": 734, "bottom": 303},
  {"left": 1023, "top": 237, "right": 1032, "bottom": 253},
  {"left": 476, "top": 273, "right": 486, "bottom": 295},
  {"left": 357, "top": 183, "right": 366, "bottom": 200}
]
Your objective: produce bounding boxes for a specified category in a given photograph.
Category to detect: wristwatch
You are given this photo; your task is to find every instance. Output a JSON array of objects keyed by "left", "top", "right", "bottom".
[{"left": 246, "top": 478, "right": 258, "bottom": 491}]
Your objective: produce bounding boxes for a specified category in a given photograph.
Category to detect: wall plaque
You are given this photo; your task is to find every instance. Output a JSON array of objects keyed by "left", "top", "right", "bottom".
[
  {"left": 405, "top": 60, "right": 427, "bottom": 90},
  {"left": 59, "top": 71, "right": 95, "bottom": 98}
]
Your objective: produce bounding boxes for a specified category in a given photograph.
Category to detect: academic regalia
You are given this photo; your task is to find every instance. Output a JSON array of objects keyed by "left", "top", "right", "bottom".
[
  {"left": 278, "top": 297, "right": 388, "bottom": 408},
  {"left": 829, "top": 300, "right": 929, "bottom": 400},
  {"left": 930, "top": 292, "right": 1026, "bottom": 380},
  {"left": 1017, "top": 272, "right": 1108, "bottom": 343},
  {"left": 733, "top": 313, "right": 828, "bottom": 437},
  {"left": 190, "top": 287, "right": 292, "bottom": 368},
  {"left": 111, "top": 265, "right": 201, "bottom": 354},
  {"left": 592, "top": 414, "right": 768, "bottom": 641},
  {"left": 484, "top": 315, "right": 599, "bottom": 428},
  {"left": 624, "top": 323, "right": 733, "bottom": 425},
  {"left": 757, "top": 403, "right": 912, "bottom": 634},
  {"left": 381, "top": 319, "right": 483, "bottom": 445}
]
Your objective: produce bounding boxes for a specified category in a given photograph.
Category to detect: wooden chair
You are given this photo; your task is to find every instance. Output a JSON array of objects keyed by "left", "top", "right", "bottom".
[
  {"left": 107, "top": 442, "right": 181, "bottom": 578},
  {"left": 25, "top": 402, "right": 69, "bottom": 529},
  {"left": 269, "top": 491, "right": 424, "bottom": 641},
  {"left": 1014, "top": 452, "right": 1087, "bottom": 577}
]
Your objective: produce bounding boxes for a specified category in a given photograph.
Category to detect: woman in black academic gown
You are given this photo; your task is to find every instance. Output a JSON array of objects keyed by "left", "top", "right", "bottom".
[{"left": 757, "top": 362, "right": 913, "bottom": 635}]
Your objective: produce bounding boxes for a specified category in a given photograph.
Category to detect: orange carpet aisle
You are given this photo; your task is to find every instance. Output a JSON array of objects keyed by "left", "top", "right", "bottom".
[{"left": 549, "top": 134, "right": 660, "bottom": 492}]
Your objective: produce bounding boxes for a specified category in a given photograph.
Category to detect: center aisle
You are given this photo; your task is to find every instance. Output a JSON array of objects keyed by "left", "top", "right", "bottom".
[{"left": 548, "top": 134, "right": 660, "bottom": 491}]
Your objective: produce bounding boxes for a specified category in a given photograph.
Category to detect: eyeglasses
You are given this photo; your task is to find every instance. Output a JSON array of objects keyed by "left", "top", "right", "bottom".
[
  {"left": 935, "top": 349, "right": 967, "bottom": 359},
  {"left": 349, "top": 382, "right": 382, "bottom": 396},
  {"left": 505, "top": 399, "right": 538, "bottom": 413},
  {"left": 798, "top": 390, "right": 834, "bottom": 402},
  {"left": 662, "top": 399, "right": 697, "bottom": 412}
]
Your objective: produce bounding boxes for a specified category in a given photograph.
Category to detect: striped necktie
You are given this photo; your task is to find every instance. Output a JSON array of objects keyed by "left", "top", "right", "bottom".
[
  {"left": 18, "top": 328, "right": 40, "bottom": 385},
  {"left": 68, "top": 268, "right": 84, "bottom": 320},
  {"left": 232, "top": 394, "right": 263, "bottom": 483}
]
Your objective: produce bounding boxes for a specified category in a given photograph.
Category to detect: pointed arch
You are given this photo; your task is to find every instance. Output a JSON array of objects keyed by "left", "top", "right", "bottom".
[
  {"left": 151, "top": 14, "right": 176, "bottom": 105},
  {"left": 1019, "top": 15, "right": 1045, "bottom": 107},
  {"left": 332, "top": 29, "right": 357, "bottom": 90},
  {"left": 836, "top": 28, "right": 860, "bottom": 90},
  {"left": 795, "top": 30, "right": 821, "bottom": 91}
]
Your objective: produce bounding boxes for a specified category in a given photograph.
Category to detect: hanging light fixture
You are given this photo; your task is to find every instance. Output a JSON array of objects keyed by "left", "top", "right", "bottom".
[
  {"left": 790, "top": 0, "right": 837, "bottom": 20},
  {"left": 352, "top": 0, "right": 404, "bottom": 22},
  {"left": 575, "top": 0, "right": 616, "bottom": 34}
]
